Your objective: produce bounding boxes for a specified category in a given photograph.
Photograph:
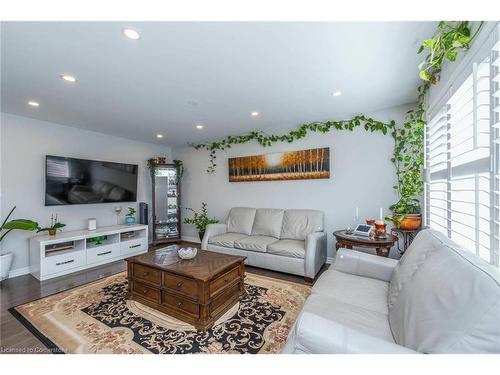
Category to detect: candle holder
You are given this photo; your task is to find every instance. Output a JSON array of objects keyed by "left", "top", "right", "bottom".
[{"left": 374, "top": 220, "right": 388, "bottom": 239}]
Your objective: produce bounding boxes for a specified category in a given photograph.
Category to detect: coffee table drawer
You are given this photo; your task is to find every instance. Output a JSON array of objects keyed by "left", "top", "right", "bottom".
[
  {"left": 162, "top": 292, "right": 199, "bottom": 317},
  {"left": 133, "top": 264, "right": 161, "bottom": 285},
  {"left": 210, "top": 266, "right": 240, "bottom": 296},
  {"left": 211, "top": 282, "right": 241, "bottom": 313},
  {"left": 163, "top": 273, "right": 197, "bottom": 297},
  {"left": 132, "top": 281, "right": 161, "bottom": 303}
]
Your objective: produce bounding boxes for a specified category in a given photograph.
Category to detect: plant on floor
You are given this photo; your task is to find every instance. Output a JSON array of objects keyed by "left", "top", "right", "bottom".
[
  {"left": 0, "top": 206, "right": 39, "bottom": 242},
  {"left": 183, "top": 202, "right": 219, "bottom": 241},
  {"left": 37, "top": 214, "right": 65, "bottom": 236}
]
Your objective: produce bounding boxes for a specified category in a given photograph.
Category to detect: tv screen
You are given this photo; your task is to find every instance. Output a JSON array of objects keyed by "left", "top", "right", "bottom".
[{"left": 45, "top": 155, "right": 138, "bottom": 206}]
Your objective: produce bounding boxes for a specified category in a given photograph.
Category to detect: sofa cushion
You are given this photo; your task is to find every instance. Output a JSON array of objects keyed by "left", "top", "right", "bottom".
[
  {"left": 208, "top": 232, "right": 248, "bottom": 248},
  {"left": 267, "top": 239, "right": 305, "bottom": 259},
  {"left": 280, "top": 209, "right": 323, "bottom": 240},
  {"left": 301, "top": 294, "right": 394, "bottom": 342},
  {"left": 234, "top": 235, "right": 278, "bottom": 253},
  {"left": 313, "top": 269, "right": 389, "bottom": 314},
  {"left": 251, "top": 208, "right": 284, "bottom": 238},
  {"left": 388, "top": 229, "right": 500, "bottom": 353},
  {"left": 227, "top": 207, "right": 257, "bottom": 235}
]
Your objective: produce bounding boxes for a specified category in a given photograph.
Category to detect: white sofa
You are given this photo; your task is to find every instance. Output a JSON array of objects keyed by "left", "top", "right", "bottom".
[
  {"left": 283, "top": 229, "right": 500, "bottom": 353},
  {"left": 201, "top": 207, "right": 327, "bottom": 280}
]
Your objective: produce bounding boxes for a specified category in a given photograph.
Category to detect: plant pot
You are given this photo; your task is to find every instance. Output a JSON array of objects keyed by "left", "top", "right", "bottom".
[
  {"left": 126, "top": 217, "right": 136, "bottom": 225},
  {"left": 0, "top": 252, "right": 14, "bottom": 282},
  {"left": 199, "top": 231, "right": 205, "bottom": 242},
  {"left": 398, "top": 214, "right": 422, "bottom": 230},
  {"left": 48, "top": 228, "right": 57, "bottom": 236}
]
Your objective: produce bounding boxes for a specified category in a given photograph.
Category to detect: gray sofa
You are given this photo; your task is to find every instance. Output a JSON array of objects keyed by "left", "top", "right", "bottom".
[
  {"left": 283, "top": 228, "right": 500, "bottom": 353},
  {"left": 201, "top": 207, "right": 327, "bottom": 280}
]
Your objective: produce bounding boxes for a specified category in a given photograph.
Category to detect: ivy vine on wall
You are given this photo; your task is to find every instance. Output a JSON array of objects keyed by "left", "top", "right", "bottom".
[{"left": 191, "top": 21, "right": 483, "bottom": 218}]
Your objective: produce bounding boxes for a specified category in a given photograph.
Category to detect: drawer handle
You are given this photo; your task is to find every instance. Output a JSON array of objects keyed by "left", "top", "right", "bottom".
[
  {"left": 142, "top": 271, "right": 149, "bottom": 277},
  {"left": 142, "top": 289, "right": 148, "bottom": 294},
  {"left": 56, "top": 259, "right": 74, "bottom": 266},
  {"left": 129, "top": 244, "right": 141, "bottom": 249},
  {"left": 97, "top": 251, "right": 112, "bottom": 256},
  {"left": 177, "top": 302, "right": 183, "bottom": 307},
  {"left": 176, "top": 281, "right": 183, "bottom": 288}
]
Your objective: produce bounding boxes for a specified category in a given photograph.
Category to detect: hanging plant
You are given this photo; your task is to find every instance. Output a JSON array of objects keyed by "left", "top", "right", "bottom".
[{"left": 147, "top": 158, "right": 159, "bottom": 178}]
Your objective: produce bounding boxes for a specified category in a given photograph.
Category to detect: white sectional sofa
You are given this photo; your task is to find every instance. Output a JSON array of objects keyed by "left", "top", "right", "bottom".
[
  {"left": 201, "top": 207, "right": 327, "bottom": 280},
  {"left": 283, "top": 229, "right": 500, "bottom": 353}
]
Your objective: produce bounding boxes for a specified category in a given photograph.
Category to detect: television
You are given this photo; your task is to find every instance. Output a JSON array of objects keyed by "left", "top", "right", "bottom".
[{"left": 45, "top": 155, "right": 138, "bottom": 206}]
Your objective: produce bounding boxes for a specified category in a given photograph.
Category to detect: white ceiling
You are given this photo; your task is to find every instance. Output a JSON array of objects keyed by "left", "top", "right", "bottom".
[{"left": 1, "top": 22, "right": 436, "bottom": 146}]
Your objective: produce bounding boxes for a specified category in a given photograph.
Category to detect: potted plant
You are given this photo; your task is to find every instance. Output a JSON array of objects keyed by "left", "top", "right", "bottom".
[
  {"left": 386, "top": 198, "right": 422, "bottom": 230},
  {"left": 126, "top": 207, "right": 136, "bottom": 225},
  {"left": 37, "top": 214, "right": 66, "bottom": 236},
  {"left": 1, "top": 206, "right": 39, "bottom": 281},
  {"left": 183, "top": 202, "right": 219, "bottom": 241}
]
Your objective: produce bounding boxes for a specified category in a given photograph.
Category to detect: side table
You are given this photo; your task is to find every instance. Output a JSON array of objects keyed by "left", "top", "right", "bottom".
[
  {"left": 333, "top": 230, "right": 398, "bottom": 257},
  {"left": 390, "top": 227, "right": 424, "bottom": 255}
]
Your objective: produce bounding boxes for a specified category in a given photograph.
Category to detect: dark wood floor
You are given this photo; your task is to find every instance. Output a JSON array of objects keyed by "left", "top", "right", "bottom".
[{"left": 0, "top": 243, "right": 327, "bottom": 354}]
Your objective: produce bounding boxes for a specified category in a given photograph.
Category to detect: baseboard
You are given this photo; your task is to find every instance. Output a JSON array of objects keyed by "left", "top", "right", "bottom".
[
  {"left": 182, "top": 236, "right": 201, "bottom": 244},
  {"left": 7, "top": 266, "right": 30, "bottom": 279}
]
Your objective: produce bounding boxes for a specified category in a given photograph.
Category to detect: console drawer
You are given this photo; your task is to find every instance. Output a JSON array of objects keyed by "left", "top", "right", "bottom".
[
  {"left": 209, "top": 266, "right": 240, "bottom": 296},
  {"left": 132, "top": 281, "right": 161, "bottom": 303},
  {"left": 163, "top": 273, "right": 198, "bottom": 298},
  {"left": 42, "top": 250, "right": 86, "bottom": 276},
  {"left": 162, "top": 291, "right": 200, "bottom": 317},
  {"left": 87, "top": 243, "right": 120, "bottom": 264},
  {"left": 133, "top": 264, "right": 162, "bottom": 285},
  {"left": 120, "top": 238, "right": 148, "bottom": 256}
]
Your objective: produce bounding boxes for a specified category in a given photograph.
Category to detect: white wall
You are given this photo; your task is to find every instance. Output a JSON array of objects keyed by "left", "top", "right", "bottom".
[
  {"left": 173, "top": 104, "right": 413, "bottom": 260},
  {"left": 0, "top": 113, "right": 171, "bottom": 274}
]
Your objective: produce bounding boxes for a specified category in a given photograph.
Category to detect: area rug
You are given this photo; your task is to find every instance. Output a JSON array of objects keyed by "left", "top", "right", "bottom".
[{"left": 9, "top": 272, "right": 310, "bottom": 354}]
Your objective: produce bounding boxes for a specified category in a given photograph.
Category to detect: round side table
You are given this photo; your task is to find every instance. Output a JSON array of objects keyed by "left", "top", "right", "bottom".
[{"left": 333, "top": 230, "right": 398, "bottom": 257}]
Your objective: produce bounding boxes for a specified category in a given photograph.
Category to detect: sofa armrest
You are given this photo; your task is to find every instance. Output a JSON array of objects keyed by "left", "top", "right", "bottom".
[
  {"left": 282, "top": 312, "right": 418, "bottom": 354},
  {"left": 201, "top": 224, "right": 227, "bottom": 250},
  {"left": 304, "top": 232, "right": 327, "bottom": 279},
  {"left": 333, "top": 248, "right": 398, "bottom": 282}
]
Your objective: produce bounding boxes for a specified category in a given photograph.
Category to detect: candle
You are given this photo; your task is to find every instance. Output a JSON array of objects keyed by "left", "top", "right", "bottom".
[
  {"left": 355, "top": 207, "right": 359, "bottom": 219},
  {"left": 379, "top": 207, "right": 383, "bottom": 220}
]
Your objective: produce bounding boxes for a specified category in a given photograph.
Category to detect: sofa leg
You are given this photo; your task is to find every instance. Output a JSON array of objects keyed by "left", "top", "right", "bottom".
[{"left": 304, "top": 277, "right": 314, "bottom": 284}]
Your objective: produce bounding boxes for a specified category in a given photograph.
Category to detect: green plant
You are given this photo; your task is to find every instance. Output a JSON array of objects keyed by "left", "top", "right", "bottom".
[
  {"left": 173, "top": 159, "right": 184, "bottom": 182},
  {"left": 147, "top": 158, "right": 159, "bottom": 177},
  {"left": 0, "top": 206, "right": 39, "bottom": 242},
  {"left": 126, "top": 207, "right": 136, "bottom": 217},
  {"left": 37, "top": 214, "right": 65, "bottom": 234},
  {"left": 183, "top": 202, "right": 218, "bottom": 233}
]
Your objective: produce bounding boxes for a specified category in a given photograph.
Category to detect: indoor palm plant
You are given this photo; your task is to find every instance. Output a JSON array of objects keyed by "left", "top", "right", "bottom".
[
  {"left": 183, "top": 202, "right": 219, "bottom": 241},
  {"left": 0, "top": 206, "right": 39, "bottom": 281}
]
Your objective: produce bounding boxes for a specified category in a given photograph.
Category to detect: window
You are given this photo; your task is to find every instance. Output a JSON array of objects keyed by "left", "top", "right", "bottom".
[{"left": 425, "top": 26, "right": 500, "bottom": 267}]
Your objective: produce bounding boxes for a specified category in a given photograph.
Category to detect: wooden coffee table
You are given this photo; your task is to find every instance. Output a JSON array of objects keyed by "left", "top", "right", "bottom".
[
  {"left": 333, "top": 230, "right": 398, "bottom": 257},
  {"left": 126, "top": 245, "right": 246, "bottom": 330}
]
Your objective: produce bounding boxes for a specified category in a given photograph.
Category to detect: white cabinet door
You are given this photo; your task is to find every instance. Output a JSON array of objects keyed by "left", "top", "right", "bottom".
[{"left": 120, "top": 238, "right": 148, "bottom": 256}]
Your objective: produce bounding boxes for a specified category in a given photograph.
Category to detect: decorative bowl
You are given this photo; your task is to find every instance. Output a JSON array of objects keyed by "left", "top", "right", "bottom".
[{"left": 177, "top": 247, "right": 197, "bottom": 259}]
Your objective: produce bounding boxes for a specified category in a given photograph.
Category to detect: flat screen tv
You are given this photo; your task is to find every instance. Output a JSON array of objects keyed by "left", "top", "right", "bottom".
[{"left": 45, "top": 155, "right": 138, "bottom": 206}]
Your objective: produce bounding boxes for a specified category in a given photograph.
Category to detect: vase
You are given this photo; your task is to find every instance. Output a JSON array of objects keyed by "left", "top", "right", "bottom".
[
  {"left": 0, "top": 252, "right": 14, "bottom": 282},
  {"left": 199, "top": 231, "right": 205, "bottom": 242},
  {"left": 126, "top": 216, "right": 136, "bottom": 225},
  {"left": 398, "top": 214, "right": 422, "bottom": 230}
]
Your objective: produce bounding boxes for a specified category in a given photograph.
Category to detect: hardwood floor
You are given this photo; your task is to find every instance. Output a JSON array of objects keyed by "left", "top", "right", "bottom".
[{"left": 0, "top": 243, "right": 328, "bottom": 354}]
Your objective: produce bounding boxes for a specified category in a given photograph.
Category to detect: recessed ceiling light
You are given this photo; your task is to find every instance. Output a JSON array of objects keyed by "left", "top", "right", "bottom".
[
  {"left": 156, "top": 134, "right": 164, "bottom": 139},
  {"left": 196, "top": 124, "right": 204, "bottom": 129},
  {"left": 332, "top": 91, "right": 342, "bottom": 97},
  {"left": 122, "top": 28, "right": 140, "bottom": 40},
  {"left": 61, "top": 74, "right": 77, "bottom": 83},
  {"left": 27, "top": 101, "right": 40, "bottom": 107},
  {"left": 251, "top": 112, "right": 259, "bottom": 117}
]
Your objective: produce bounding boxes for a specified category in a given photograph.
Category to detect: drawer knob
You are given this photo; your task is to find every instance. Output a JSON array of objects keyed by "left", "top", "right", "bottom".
[
  {"left": 142, "top": 289, "right": 148, "bottom": 294},
  {"left": 142, "top": 272, "right": 149, "bottom": 277},
  {"left": 176, "top": 281, "right": 183, "bottom": 288},
  {"left": 224, "top": 278, "right": 229, "bottom": 283},
  {"left": 177, "top": 302, "right": 183, "bottom": 307}
]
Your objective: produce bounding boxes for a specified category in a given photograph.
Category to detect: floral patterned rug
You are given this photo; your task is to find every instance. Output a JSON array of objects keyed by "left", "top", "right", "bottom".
[{"left": 9, "top": 272, "right": 310, "bottom": 354}]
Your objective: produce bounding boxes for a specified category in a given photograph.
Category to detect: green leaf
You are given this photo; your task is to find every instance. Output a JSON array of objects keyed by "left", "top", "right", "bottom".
[
  {"left": 419, "top": 70, "right": 431, "bottom": 81},
  {"left": 3, "top": 219, "right": 39, "bottom": 231}
]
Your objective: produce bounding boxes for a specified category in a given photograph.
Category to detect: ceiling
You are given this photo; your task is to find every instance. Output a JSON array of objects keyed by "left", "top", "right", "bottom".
[{"left": 1, "top": 22, "right": 436, "bottom": 146}]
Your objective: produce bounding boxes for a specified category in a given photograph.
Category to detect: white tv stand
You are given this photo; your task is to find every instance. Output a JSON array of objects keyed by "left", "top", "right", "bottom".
[{"left": 29, "top": 224, "right": 149, "bottom": 281}]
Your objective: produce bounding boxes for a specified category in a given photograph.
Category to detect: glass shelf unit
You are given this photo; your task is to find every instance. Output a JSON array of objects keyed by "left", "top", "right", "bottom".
[{"left": 152, "top": 163, "right": 181, "bottom": 244}]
